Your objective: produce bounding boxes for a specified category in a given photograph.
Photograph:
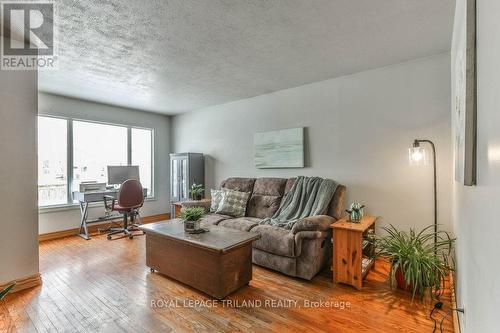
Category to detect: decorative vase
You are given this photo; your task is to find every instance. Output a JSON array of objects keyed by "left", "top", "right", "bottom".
[
  {"left": 184, "top": 219, "right": 201, "bottom": 232},
  {"left": 346, "top": 202, "right": 365, "bottom": 222}
]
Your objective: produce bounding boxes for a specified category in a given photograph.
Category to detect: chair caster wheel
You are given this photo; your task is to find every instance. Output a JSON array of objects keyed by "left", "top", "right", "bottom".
[
  {"left": 107, "top": 235, "right": 112, "bottom": 240},
  {"left": 150, "top": 268, "right": 155, "bottom": 273},
  {"left": 129, "top": 235, "right": 134, "bottom": 239}
]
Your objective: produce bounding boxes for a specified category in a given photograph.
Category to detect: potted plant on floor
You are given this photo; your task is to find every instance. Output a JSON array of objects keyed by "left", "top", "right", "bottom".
[
  {"left": 180, "top": 207, "right": 205, "bottom": 232},
  {"left": 189, "top": 183, "right": 204, "bottom": 201},
  {"left": 0, "top": 284, "right": 15, "bottom": 301},
  {"left": 0, "top": 283, "right": 15, "bottom": 329},
  {"left": 375, "top": 224, "right": 455, "bottom": 300}
]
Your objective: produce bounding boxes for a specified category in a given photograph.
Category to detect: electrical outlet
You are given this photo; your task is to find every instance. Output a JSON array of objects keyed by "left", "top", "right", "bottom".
[{"left": 458, "top": 304, "right": 466, "bottom": 329}]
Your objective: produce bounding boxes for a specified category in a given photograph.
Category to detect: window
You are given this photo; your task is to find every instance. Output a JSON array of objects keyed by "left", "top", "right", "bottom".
[
  {"left": 132, "top": 128, "right": 153, "bottom": 196},
  {"left": 73, "top": 121, "right": 128, "bottom": 195},
  {"left": 37, "top": 116, "right": 155, "bottom": 207},
  {"left": 38, "top": 117, "right": 68, "bottom": 206}
]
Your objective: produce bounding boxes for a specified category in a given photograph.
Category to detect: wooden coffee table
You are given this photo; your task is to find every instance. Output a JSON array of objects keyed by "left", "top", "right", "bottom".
[{"left": 140, "top": 219, "right": 260, "bottom": 299}]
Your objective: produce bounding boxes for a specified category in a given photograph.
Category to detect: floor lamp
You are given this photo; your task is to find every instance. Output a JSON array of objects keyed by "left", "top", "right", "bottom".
[{"left": 408, "top": 139, "right": 437, "bottom": 249}]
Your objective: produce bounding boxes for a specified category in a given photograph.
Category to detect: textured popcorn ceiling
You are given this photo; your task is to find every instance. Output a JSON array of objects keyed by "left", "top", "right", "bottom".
[{"left": 38, "top": 0, "right": 455, "bottom": 114}]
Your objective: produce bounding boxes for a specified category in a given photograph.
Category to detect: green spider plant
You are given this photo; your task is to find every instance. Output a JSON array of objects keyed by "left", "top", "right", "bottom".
[
  {"left": 0, "top": 284, "right": 15, "bottom": 300},
  {"left": 375, "top": 224, "right": 455, "bottom": 301}
]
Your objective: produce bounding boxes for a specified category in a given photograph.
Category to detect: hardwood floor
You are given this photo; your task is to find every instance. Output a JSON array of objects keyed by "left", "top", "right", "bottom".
[{"left": 1, "top": 233, "right": 454, "bottom": 332}]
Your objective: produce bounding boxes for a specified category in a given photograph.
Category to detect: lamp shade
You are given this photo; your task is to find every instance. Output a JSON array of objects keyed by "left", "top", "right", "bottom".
[{"left": 409, "top": 146, "right": 428, "bottom": 166}]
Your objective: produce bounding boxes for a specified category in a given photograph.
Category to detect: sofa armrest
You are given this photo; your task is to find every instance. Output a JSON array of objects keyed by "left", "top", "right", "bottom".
[
  {"left": 291, "top": 215, "right": 336, "bottom": 234},
  {"left": 294, "top": 230, "right": 330, "bottom": 257},
  {"left": 181, "top": 200, "right": 211, "bottom": 213},
  {"left": 294, "top": 230, "right": 328, "bottom": 240}
]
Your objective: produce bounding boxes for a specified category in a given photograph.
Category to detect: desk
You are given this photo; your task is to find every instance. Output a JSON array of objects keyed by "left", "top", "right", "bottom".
[{"left": 74, "top": 188, "right": 147, "bottom": 240}]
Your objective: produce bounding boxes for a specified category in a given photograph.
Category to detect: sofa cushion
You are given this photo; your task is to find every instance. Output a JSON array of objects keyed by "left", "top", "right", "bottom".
[
  {"left": 246, "top": 195, "right": 282, "bottom": 219},
  {"left": 284, "top": 178, "right": 296, "bottom": 196},
  {"left": 247, "top": 178, "right": 287, "bottom": 218},
  {"left": 216, "top": 189, "right": 250, "bottom": 217},
  {"left": 251, "top": 224, "right": 296, "bottom": 257},
  {"left": 221, "top": 177, "right": 256, "bottom": 193},
  {"left": 210, "top": 189, "right": 223, "bottom": 212},
  {"left": 199, "top": 213, "right": 232, "bottom": 227},
  {"left": 218, "top": 217, "right": 262, "bottom": 232},
  {"left": 253, "top": 178, "right": 287, "bottom": 196}
]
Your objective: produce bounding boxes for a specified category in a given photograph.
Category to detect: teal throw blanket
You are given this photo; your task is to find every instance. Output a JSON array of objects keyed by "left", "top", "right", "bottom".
[{"left": 259, "top": 176, "right": 338, "bottom": 230}]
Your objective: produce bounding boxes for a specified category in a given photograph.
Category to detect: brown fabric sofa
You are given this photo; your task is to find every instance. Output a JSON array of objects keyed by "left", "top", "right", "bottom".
[{"left": 182, "top": 177, "right": 346, "bottom": 280}]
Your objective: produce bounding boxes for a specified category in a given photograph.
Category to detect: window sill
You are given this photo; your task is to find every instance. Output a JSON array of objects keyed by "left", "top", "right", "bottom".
[{"left": 38, "top": 196, "right": 158, "bottom": 214}]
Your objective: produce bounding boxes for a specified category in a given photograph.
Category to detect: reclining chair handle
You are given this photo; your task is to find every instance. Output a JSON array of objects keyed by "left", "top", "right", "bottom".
[{"left": 103, "top": 195, "right": 116, "bottom": 211}]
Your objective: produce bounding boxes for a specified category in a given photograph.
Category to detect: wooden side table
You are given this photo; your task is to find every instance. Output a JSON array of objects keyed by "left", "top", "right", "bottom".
[
  {"left": 171, "top": 199, "right": 211, "bottom": 218},
  {"left": 331, "top": 215, "right": 378, "bottom": 290}
]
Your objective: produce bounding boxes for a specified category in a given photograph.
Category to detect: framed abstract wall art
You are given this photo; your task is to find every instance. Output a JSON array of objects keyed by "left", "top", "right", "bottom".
[{"left": 254, "top": 127, "right": 304, "bottom": 168}]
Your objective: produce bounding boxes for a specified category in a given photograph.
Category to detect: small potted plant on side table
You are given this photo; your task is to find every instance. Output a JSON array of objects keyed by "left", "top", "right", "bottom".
[
  {"left": 375, "top": 224, "right": 455, "bottom": 301},
  {"left": 180, "top": 207, "right": 206, "bottom": 233},
  {"left": 189, "top": 183, "right": 205, "bottom": 201}
]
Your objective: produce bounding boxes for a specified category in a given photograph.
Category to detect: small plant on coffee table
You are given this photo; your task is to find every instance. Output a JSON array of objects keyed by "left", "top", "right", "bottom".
[
  {"left": 181, "top": 207, "right": 205, "bottom": 232},
  {"left": 180, "top": 207, "right": 205, "bottom": 221}
]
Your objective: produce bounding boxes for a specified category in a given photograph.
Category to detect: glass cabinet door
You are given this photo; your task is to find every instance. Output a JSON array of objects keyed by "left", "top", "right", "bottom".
[
  {"left": 171, "top": 158, "right": 179, "bottom": 201},
  {"left": 180, "top": 158, "right": 188, "bottom": 200},
  {"left": 170, "top": 154, "right": 194, "bottom": 202}
]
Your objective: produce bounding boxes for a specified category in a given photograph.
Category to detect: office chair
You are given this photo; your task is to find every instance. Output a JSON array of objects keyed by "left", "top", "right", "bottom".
[{"left": 104, "top": 179, "right": 145, "bottom": 240}]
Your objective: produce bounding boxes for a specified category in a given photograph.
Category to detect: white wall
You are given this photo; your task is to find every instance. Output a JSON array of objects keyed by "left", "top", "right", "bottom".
[
  {"left": 38, "top": 93, "right": 171, "bottom": 234},
  {"left": 172, "top": 54, "right": 452, "bottom": 233},
  {"left": 0, "top": 63, "right": 39, "bottom": 283},
  {"left": 452, "top": 1, "right": 500, "bottom": 331}
]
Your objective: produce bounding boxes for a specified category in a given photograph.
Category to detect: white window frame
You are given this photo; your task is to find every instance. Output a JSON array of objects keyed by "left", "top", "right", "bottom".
[{"left": 38, "top": 115, "right": 155, "bottom": 210}]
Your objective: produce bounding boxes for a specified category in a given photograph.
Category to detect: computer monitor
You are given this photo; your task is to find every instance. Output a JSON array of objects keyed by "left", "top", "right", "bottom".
[{"left": 107, "top": 165, "right": 140, "bottom": 185}]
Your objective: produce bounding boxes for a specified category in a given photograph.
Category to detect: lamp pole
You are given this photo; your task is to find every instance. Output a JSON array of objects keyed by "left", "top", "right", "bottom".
[{"left": 413, "top": 139, "right": 437, "bottom": 249}]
